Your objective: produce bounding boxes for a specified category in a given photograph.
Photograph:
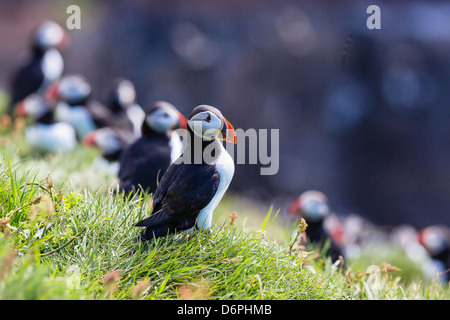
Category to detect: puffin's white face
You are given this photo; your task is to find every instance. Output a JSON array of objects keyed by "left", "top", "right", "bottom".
[
  {"left": 57, "top": 76, "right": 91, "bottom": 103},
  {"left": 419, "top": 227, "right": 448, "bottom": 256},
  {"left": 188, "top": 111, "right": 223, "bottom": 141},
  {"left": 146, "top": 106, "right": 181, "bottom": 134},
  {"left": 301, "top": 199, "right": 330, "bottom": 223},
  {"left": 35, "top": 21, "right": 66, "bottom": 50},
  {"left": 117, "top": 81, "right": 136, "bottom": 107},
  {"left": 289, "top": 191, "right": 330, "bottom": 223},
  {"left": 92, "top": 128, "right": 122, "bottom": 154},
  {"left": 17, "top": 94, "right": 48, "bottom": 120}
]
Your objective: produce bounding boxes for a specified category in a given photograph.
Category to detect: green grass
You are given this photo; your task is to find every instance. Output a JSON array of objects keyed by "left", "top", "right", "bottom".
[{"left": 1, "top": 116, "right": 450, "bottom": 300}]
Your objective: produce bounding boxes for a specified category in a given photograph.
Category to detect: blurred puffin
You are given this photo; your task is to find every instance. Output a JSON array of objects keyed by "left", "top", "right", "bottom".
[
  {"left": 417, "top": 225, "right": 450, "bottom": 282},
  {"left": 118, "top": 101, "right": 187, "bottom": 195},
  {"left": 135, "top": 104, "right": 236, "bottom": 240},
  {"left": 8, "top": 21, "right": 69, "bottom": 116},
  {"left": 51, "top": 74, "right": 99, "bottom": 140},
  {"left": 288, "top": 190, "right": 346, "bottom": 263},
  {"left": 83, "top": 126, "right": 134, "bottom": 162},
  {"left": 15, "top": 93, "right": 76, "bottom": 153},
  {"left": 105, "top": 78, "right": 145, "bottom": 138}
]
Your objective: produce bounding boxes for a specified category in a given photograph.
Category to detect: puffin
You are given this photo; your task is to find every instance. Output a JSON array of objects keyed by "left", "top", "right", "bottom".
[
  {"left": 105, "top": 78, "right": 145, "bottom": 138},
  {"left": 135, "top": 104, "right": 236, "bottom": 240},
  {"left": 417, "top": 225, "right": 450, "bottom": 282},
  {"left": 288, "top": 190, "right": 346, "bottom": 263},
  {"left": 118, "top": 101, "right": 187, "bottom": 195},
  {"left": 15, "top": 93, "right": 77, "bottom": 153},
  {"left": 8, "top": 21, "right": 68, "bottom": 116},
  {"left": 51, "top": 74, "right": 98, "bottom": 140},
  {"left": 83, "top": 126, "right": 135, "bottom": 162}
]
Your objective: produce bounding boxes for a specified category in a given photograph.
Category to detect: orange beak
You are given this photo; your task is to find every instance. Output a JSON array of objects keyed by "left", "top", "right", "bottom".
[
  {"left": 178, "top": 112, "right": 187, "bottom": 129},
  {"left": 15, "top": 100, "right": 27, "bottom": 117},
  {"left": 83, "top": 131, "right": 97, "bottom": 146},
  {"left": 220, "top": 117, "right": 237, "bottom": 144},
  {"left": 45, "top": 81, "right": 60, "bottom": 102},
  {"left": 417, "top": 229, "right": 425, "bottom": 247}
]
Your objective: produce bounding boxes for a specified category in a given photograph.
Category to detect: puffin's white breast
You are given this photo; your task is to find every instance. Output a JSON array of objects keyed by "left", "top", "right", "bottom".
[
  {"left": 126, "top": 104, "right": 145, "bottom": 138},
  {"left": 26, "top": 122, "right": 77, "bottom": 153},
  {"left": 196, "top": 143, "right": 235, "bottom": 230},
  {"left": 54, "top": 103, "right": 97, "bottom": 139},
  {"left": 40, "top": 49, "right": 64, "bottom": 90}
]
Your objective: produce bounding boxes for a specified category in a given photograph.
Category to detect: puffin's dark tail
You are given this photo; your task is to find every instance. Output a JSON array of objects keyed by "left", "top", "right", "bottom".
[{"left": 138, "top": 225, "right": 173, "bottom": 241}]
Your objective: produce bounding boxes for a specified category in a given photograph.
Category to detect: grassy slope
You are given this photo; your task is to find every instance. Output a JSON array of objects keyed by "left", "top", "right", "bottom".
[{"left": 1, "top": 114, "right": 450, "bottom": 300}]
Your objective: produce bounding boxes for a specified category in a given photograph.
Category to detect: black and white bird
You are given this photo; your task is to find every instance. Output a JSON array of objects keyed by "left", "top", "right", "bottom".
[
  {"left": 83, "top": 126, "right": 134, "bottom": 162},
  {"left": 417, "top": 225, "right": 450, "bottom": 282},
  {"left": 135, "top": 104, "right": 236, "bottom": 240},
  {"left": 288, "top": 190, "right": 346, "bottom": 263},
  {"left": 51, "top": 74, "right": 98, "bottom": 140},
  {"left": 15, "top": 93, "right": 76, "bottom": 154},
  {"left": 8, "top": 21, "right": 68, "bottom": 116},
  {"left": 105, "top": 78, "right": 145, "bottom": 138},
  {"left": 118, "top": 101, "right": 187, "bottom": 195}
]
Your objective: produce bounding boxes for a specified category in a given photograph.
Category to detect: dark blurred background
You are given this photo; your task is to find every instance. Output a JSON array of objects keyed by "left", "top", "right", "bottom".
[{"left": 1, "top": 0, "right": 450, "bottom": 229}]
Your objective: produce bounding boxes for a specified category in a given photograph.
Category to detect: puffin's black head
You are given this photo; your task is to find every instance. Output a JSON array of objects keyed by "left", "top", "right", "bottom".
[
  {"left": 48, "top": 74, "right": 92, "bottom": 106},
  {"left": 187, "top": 105, "right": 236, "bottom": 144},
  {"left": 31, "top": 20, "right": 69, "bottom": 54},
  {"left": 288, "top": 190, "right": 330, "bottom": 223},
  {"left": 141, "top": 101, "right": 187, "bottom": 136},
  {"left": 83, "top": 127, "right": 123, "bottom": 156},
  {"left": 107, "top": 78, "right": 136, "bottom": 114}
]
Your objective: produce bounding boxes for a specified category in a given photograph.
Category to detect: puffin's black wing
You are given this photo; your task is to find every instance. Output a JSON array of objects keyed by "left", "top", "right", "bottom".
[
  {"left": 136, "top": 162, "right": 220, "bottom": 239},
  {"left": 86, "top": 101, "right": 117, "bottom": 128},
  {"left": 8, "top": 59, "right": 44, "bottom": 114},
  {"left": 118, "top": 137, "right": 171, "bottom": 195}
]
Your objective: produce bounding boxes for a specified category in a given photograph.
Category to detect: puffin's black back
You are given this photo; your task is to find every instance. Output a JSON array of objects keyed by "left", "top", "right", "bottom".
[
  {"left": 306, "top": 220, "right": 345, "bottom": 264},
  {"left": 118, "top": 134, "right": 172, "bottom": 195},
  {"left": 8, "top": 57, "right": 44, "bottom": 115}
]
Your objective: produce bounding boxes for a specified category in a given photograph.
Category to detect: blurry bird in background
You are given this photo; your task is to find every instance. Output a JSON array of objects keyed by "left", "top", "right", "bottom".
[
  {"left": 417, "top": 225, "right": 450, "bottom": 283},
  {"left": 118, "top": 101, "right": 187, "bottom": 196},
  {"left": 83, "top": 79, "right": 145, "bottom": 163},
  {"left": 8, "top": 20, "right": 69, "bottom": 116},
  {"left": 390, "top": 224, "right": 429, "bottom": 264},
  {"left": 288, "top": 190, "right": 346, "bottom": 263},
  {"left": 14, "top": 93, "right": 77, "bottom": 154},
  {"left": 50, "top": 73, "right": 99, "bottom": 140},
  {"left": 83, "top": 126, "right": 133, "bottom": 162},
  {"left": 104, "top": 78, "right": 145, "bottom": 139}
]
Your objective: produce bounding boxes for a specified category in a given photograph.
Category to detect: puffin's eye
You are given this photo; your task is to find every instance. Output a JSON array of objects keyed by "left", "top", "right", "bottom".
[{"left": 204, "top": 114, "right": 211, "bottom": 122}]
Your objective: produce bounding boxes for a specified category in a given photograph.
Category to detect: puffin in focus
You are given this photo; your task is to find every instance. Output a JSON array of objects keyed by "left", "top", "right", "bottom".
[
  {"left": 118, "top": 101, "right": 187, "bottom": 195},
  {"left": 8, "top": 21, "right": 68, "bottom": 116},
  {"left": 105, "top": 78, "right": 145, "bottom": 138},
  {"left": 288, "top": 190, "right": 346, "bottom": 263},
  {"left": 15, "top": 93, "right": 76, "bottom": 154},
  {"left": 417, "top": 225, "right": 450, "bottom": 282},
  {"left": 135, "top": 104, "right": 236, "bottom": 240}
]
